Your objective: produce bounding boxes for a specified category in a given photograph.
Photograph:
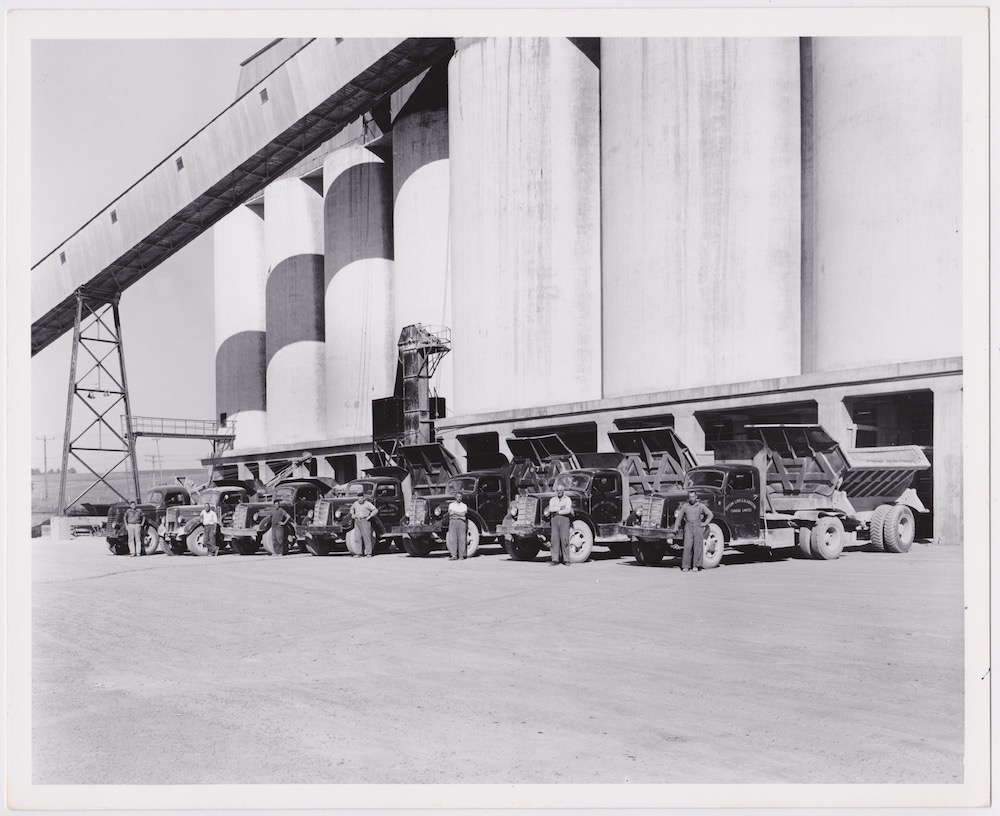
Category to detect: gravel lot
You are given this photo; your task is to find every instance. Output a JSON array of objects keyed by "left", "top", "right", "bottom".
[{"left": 32, "top": 536, "right": 964, "bottom": 786}]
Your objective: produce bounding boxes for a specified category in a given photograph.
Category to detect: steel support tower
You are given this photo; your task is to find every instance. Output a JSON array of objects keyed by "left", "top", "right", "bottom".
[{"left": 58, "top": 292, "right": 141, "bottom": 512}]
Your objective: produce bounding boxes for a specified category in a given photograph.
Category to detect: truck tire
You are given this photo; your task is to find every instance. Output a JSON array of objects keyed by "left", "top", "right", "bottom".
[
  {"left": 810, "top": 516, "right": 845, "bottom": 560},
  {"left": 186, "top": 526, "right": 209, "bottom": 556},
  {"left": 869, "top": 504, "right": 892, "bottom": 551},
  {"left": 569, "top": 520, "right": 594, "bottom": 563},
  {"left": 402, "top": 535, "right": 433, "bottom": 557},
  {"left": 632, "top": 540, "right": 664, "bottom": 567},
  {"left": 304, "top": 536, "right": 334, "bottom": 556},
  {"left": 466, "top": 519, "right": 482, "bottom": 557},
  {"left": 796, "top": 527, "right": 812, "bottom": 558},
  {"left": 345, "top": 527, "right": 362, "bottom": 556},
  {"left": 882, "top": 505, "right": 915, "bottom": 554},
  {"left": 230, "top": 537, "right": 259, "bottom": 555},
  {"left": 702, "top": 523, "right": 725, "bottom": 569},
  {"left": 141, "top": 526, "right": 160, "bottom": 555},
  {"left": 504, "top": 536, "right": 541, "bottom": 561},
  {"left": 107, "top": 539, "right": 129, "bottom": 556}
]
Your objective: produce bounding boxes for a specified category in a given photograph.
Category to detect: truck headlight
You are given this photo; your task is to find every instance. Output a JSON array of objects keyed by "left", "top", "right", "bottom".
[
  {"left": 636, "top": 507, "right": 643, "bottom": 519},
  {"left": 334, "top": 509, "right": 342, "bottom": 519},
  {"left": 306, "top": 510, "right": 314, "bottom": 521},
  {"left": 434, "top": 506, "right": 443, "bottom": 518},
  {"left": 511, "top": 506, "right": 518, "bottom": 518},
  {"left": 253, "top": 512, "right": 260, "bottom": 522}
]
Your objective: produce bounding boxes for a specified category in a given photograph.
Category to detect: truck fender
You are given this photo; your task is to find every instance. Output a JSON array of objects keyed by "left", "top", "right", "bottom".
[
  {"left": 466, "top": 510, "right": 487, "bottom": 533},
  {"left": 571, "top": 512, "right": 596, "bottom": 537},
  {"left": 895, "top": 488, "right": 929, "bottom": 514}
]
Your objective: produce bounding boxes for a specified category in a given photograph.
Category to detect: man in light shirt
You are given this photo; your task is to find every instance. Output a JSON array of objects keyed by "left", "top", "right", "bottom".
[
  {"left": 446, "top": 491, "right": 469, "bottom": 560},
  {"left": 546, "top": 486, "right": 573, "bottom": 566},
  {"left": 124, "top": 500, "right": 145, "bottom": 557},
  {"left": 200, "top": 503, "right": 220, "bottom": 556},
  {"left": 350, "top": 493, "right": 379, "bottom": 558}
]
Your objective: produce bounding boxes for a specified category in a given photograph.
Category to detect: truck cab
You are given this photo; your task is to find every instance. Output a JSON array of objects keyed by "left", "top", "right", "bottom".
[
  {"left": 105, "top": 485, "right": 192, "bottom": 555},
  {"left": 162, "top": 482, "right": 250, "bottom": 556},
  {"left": 226, "top": 478, "right": 334, "bottom": 555},
  {"left": 624, "top": 465, "right": 758, "bottom": 567},
  {"left": 304, "top": 476, "right": 405, "bottom": 556},
  {"left": 396, "top": 470, "right": 512, "bottom": 557}
]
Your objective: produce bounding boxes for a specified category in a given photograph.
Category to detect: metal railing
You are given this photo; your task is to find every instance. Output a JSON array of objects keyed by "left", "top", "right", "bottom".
[{"left": 123, "top": 416, "right": 237, "bottom": 440}]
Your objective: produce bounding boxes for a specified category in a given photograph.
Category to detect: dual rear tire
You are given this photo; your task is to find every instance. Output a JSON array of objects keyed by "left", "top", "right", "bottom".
[{"left": 869, "top": 504, "right": 915, "bottom": 553}]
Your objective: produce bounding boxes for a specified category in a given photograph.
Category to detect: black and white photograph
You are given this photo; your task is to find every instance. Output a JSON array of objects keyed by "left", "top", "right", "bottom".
[{"left": 5, "top": 5, "right": 991, "bottom": 813}]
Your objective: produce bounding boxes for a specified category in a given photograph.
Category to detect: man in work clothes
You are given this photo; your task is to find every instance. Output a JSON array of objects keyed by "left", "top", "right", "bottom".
[
  {"left": 350, "top": 493, "right": 379, "bottom": 558},
  {"left": 263, "top": 499, "right": 292, "bottom": 556},
  {"left": 546, "top": 486, "right": 573, "bottom": 566},
  {"left": 124, "top": 500, "right": 145, "bottom": 557},
  {"left": 200, "top": 503, "right": 220, "bottom": 556},
  {"left": 673, "top": 491, "right": 714, "bottom": 572},
  {"left": 446, "top": 491, "right": 469, "bottom": 560}
]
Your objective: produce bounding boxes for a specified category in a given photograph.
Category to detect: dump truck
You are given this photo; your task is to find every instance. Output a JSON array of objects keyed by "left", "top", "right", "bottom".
[
  {"left": 495, "top": 429, "right": 689, "bottom": 563},
  {"left": 161, "top": 481, "right": 251, "bottom": 556},
  {"left": 624, "top": 424, "right": 930, "bottom": 567},
  {"left": 303, "top": 473, "right": 406, "bottom": 556},
  {"left": 394, "top": 436, "right": 567, "bottom": 557},
  {"left": 225, "top": 477, "right": 335, "bottom": 556},
  {"left": 105, "top": 484, "right": 192, "bottom": 555}
]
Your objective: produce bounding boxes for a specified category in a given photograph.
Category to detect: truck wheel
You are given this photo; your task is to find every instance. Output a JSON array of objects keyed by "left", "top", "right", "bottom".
[
  {"left": 230, "top": 538, "right": 258, "bottom": 555},
  {"left": 185, "top": 526, "right": 209, "bottom": 556},
  {"left": 810, "top": 516, "right": 845, "bottom": 560},
  {"left": 345, "top": 527, "right": 362, "bottom": 556},
  {"left": 632, "top": 540, "right": 664, "bottom": 567},
  {"left": 466, "top": 519, "right": 482, "bottom": 557},
  {"left": 796, "top": 527, "right": 812, "bottom": 558},
  {"left": 402, "top": 535, "right": 433, "bottom": 557},
  {"left": 701, "top": 523, "right": 725, "bottom": 569},
  {"left": 107, "top": 539, "right": 129, "bottom": 556},
  {"left": 504, "top": 536, "right": 541, "bottom": 561},
  {"left": 141, "top": 526, "right": 160, "bottom": 555},
  {"left": 569, "top": 520, "right": 594, "bottom": 564},
  {"left": 868, "top": 504, "right": 892, "bottom": 551},
  {"left": 305, "top": 537, "right": 334, "bottom": 556},
  {"left": 882, "top": 505, "right": 915, "bottom": 553}
]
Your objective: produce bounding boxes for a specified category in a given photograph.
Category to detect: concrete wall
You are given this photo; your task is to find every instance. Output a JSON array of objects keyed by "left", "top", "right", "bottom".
[
  {"left": 802, "top": 37, "right": 962, "bottom": 372},
  {"left": 265, "top": 176, "right": 326, "bottom": 444},
  {"left": 448, "top": 37, "right": 602, "bottom": 415},
  {"left": 214, "top": 202, "right": 267, "bottom": 449},
  {"left": 601, "top": 38, "right": 802, "bottom": 397},
  {"left": 392, "top": 108, "right": 453, "bottom": 406},
  {"left": 323, "top": 146, "right": 395, "bottom": 439}
]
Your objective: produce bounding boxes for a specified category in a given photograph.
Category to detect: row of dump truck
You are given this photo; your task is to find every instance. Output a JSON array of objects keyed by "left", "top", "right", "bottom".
[{"left": 105, "top": 424, "right": 930, "bottom": 567}]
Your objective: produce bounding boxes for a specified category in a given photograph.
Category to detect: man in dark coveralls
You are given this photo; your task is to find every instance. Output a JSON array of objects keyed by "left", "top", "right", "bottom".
[
  {"left": 263, "top": 499, "right": 292, "bottom": 556},
  {"left": 672, "top": 490, "right": 714, "bottom": 571}
]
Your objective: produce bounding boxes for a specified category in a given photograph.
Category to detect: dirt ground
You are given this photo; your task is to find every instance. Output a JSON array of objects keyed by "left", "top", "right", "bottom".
[{"left": 31, "top": 536, "right": 964, "bottom": 786}]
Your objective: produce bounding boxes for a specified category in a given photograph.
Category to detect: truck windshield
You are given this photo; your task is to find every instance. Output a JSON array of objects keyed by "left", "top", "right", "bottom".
[
  {"left": 685, "top": 470, "right": 724, "bottom": 489},
  {"left": 347, "top": 482, "right": 375, "bottom": 497},
  {"left": 274, "top": 487, "right": 295, "bottom": 502},
  {"left": 199, "top": 490, "right": 220, "bottom": 505},
  {"left": 446, "top": 477, "right": 477, "bottom": 494},
  {"left": 146, "top": 491, "right": 163, "bottom": 504},
  {"left": 554, "top": 473, "right": 591, "bottom": 493}
]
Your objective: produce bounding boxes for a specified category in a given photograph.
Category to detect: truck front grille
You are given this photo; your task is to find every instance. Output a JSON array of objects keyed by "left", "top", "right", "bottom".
[
  {"left": 233, "top": 505, "right": 250, "bottom": 528},
  {"left": 411, "top": 498, "right": 427, "bottom": 524},
  {"left": 313, "top": 499, "right": 331, "bottom": 526}
]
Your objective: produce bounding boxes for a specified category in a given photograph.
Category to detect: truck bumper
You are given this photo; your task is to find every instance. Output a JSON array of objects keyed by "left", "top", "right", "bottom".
[
  {"left": 304, "top": 525, "right": 349, "bottom": 540},
  {"left": 395, "top": 523, "right": 446, "bottom": 538},
  {"left": 619, "top": 525, "right": 678, "bottom": 541},
  {"left": 496, "top": 523, "right": 546, "bottom": 539}
]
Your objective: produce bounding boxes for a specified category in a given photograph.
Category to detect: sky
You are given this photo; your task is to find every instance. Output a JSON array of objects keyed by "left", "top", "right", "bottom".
[{"left": 30, "top": 38, "right": 272, "bottom": 472}]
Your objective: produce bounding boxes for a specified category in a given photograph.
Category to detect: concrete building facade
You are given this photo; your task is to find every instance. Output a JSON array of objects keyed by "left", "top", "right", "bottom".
[{"left": 210, "top": 37, "right": 963, "bottom": 544}]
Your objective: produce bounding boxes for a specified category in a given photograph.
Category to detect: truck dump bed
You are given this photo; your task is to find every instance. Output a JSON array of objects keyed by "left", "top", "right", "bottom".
[{"left": 710, "top": 425, "right": 930, "bottom": 514}]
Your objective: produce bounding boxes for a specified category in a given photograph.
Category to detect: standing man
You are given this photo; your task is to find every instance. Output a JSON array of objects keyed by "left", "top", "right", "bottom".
[
  {"left": 124, "top": 500, "right": 145, "bottom": 557},
  {"left": 264, "top": 499, "right": 292, "bottom": 557},
  {"left": 672, "top": 490, "right": 714, "bottom": 572},
  {"left": 200, "top": 503, "right": 220, "bottom": 556},
  {"left": 546, "top": 485, "right": 573, "bottom": 566},
  {"left": 446, "top": 491, "right": 469, "bottom": 560},
  {"left": 350, "top": 492, "right": 379, "bottom": 558}
]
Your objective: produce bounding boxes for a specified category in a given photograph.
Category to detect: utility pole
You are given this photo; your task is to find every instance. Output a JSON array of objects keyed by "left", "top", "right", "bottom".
[
  {"left": 145, "top": 454, "right": 161, "bottom": 491},
  {"left": 36, "top": 434, "right": 55, "bottom": 501}
]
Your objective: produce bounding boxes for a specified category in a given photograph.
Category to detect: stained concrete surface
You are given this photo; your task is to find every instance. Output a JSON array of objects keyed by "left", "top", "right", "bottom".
[{"left": 31, "top": 539, "right": 963, "bottom": 785}]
